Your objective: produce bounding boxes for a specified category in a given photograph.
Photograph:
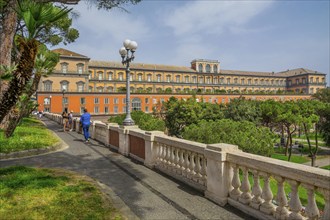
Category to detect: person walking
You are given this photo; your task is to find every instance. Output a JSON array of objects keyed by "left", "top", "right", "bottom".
[
  {"left": 68, "top": 110, "right": 74, "bottom": 131},
  {"left": 80, "top": 108, "right": 91, "bottom": 143},
  {"left": 62, "top": 111, "right": 69, "bottom": 132}
]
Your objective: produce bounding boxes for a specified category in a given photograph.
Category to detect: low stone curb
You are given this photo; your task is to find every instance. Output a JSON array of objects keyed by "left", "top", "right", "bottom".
[{"left": 0, "top": 132, "right": 68, "bottom": 160}]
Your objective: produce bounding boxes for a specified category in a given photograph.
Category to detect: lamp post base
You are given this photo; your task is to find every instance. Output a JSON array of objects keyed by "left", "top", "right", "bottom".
[{"left": 123, "top": 118, "right": 135, "bottom": 126}]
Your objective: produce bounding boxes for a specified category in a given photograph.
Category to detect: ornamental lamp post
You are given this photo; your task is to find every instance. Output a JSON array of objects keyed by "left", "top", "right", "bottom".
[
  {"left": 62, "top": 89, "right": 66, "bottom": 112},
  {"left": 119, "top": 39, "right": 138, "bottom": 126},
  {"left": 49, "top": 95, "right": 52, "bottom": 113}
]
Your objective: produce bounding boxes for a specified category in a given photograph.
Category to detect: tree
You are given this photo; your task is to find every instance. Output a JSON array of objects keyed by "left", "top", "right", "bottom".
[
  {"left": 4, "top": 45, "right": 59, "bottom": 137},
  {"left": 164, "top": 97, "right": 202, "bottom": 137},
  {"left": 224, "top": 97, "right": 261, "bottom": 124},
  {"left": 296, "top": 99, "right": 324, "bottom": 166},
  {"left": 276, "top": 101, "right": 300, "bottom": 161},
  {"left": 0, "top": 0, "right": 73, "bottom": 124},
  {"left": 183, "top": 119, "right": 275, "bottom": 156},
  {"left": 312, "top": 88, "right": 330, "bottom": 103}
]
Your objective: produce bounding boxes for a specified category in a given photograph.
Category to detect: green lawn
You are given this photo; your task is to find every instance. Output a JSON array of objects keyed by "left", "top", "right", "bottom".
[
  {"left": 321, "top": 165, "right": 330, "bottom": 170},
  {"left": 0, "top": 166, "right": 123, "bottom": 220},
  {"left": 0, "top": 117, "right": 59, "bottom": 154},
  {"left": 271, "top": 153, "right": 310, "bottom": 164}
]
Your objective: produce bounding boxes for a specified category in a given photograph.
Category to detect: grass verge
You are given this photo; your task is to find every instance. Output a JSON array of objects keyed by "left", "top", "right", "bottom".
[
  {"left": 0, "top": 117, "right": 59, "bottom": 154},
  {"left": 271, "top": 153, "right": 310, "bottom": 164},
  {"left": 0, "top": 166, "right": 123, "bottom": 220},
  {"left": 321, "top": 165, "right": 330, "bottom": 170}
]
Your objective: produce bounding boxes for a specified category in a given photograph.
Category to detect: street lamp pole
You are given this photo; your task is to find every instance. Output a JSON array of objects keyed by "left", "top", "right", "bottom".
[
  {"left": 49, "top": 95, "right": 52, "bottom": 113},
  {"left": 62, "top": 89, "right": 66, "bottom": 112},
  {"left": 119, "top": 39, "right": 138, "bottom": 126}
]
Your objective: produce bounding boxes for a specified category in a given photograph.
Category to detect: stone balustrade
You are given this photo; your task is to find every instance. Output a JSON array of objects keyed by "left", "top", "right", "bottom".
[{"left": 44, "top": 113, "right": 330, "bottom": 220}]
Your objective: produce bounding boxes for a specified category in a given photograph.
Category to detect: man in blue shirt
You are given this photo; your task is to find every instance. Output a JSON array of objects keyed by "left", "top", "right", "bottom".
[{"left": 80, "top": 108, "right": 91, "bottom": 143}]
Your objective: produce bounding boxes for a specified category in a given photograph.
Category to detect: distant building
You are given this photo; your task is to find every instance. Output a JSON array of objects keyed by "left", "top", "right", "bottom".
[{"left": 37, "top": 48, "right": 327, "bottom": 114}]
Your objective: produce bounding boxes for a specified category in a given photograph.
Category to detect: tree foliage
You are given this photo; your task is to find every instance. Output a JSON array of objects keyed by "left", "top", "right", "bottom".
[
  {"left": 183, "top": 119, "right": 275, "bottom": 156},
  {"left": 223, "top": 97, "right": 261, "bottom": 124}
]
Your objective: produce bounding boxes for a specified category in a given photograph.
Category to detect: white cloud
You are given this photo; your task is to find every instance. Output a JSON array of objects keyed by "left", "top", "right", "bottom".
[{"left": 164, "top": 1, "right": 274, "bottom": 36}]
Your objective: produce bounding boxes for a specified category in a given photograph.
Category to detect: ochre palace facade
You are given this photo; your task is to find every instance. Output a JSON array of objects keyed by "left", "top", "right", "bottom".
[{"left": 37, "top": 48, "right": 327, "bottom": 115}]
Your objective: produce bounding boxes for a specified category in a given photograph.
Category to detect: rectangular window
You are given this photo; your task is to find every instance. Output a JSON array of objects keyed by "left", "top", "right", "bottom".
[
  {"left": 78, "top": 66, "right": 83, "bottom": 74},
  {"left": 104, "top": 106, "right": 109, "bottom": 113},
  {"left": 98, "top": 73, "right": 103, "bottom": 80},
  {"left": 104, "top": 98, "right": 109, "bottom": 104},
  {"left": 78, "top": 84, "right": 84, "bottom": 92},
  {"left": 94, "top": 98, "right": 99, "bottom": 104},
  {"left": 302, "top": 78, "right": 306, "bottom": 84},
  {"left": 138, "top": 75, "right": 142, "bottom": 81},
  {"left": 157, "top": 75, "right": 161, "bottom": 82},
  {"left": 109, "top": 73, "right": 113, "bottom": 80},
  {"left": 94, "top": 106, "right": 99, "bottom": 113},
  {"left": 147, "top": 75, "right": 151, "bottom": 82},
  {"left": 296, "top": 79, "right": 299, "bottom": 85},
  {"left": 227, "top": 78, "right": 230, "bottom": 84},
  {"left": 80, "top": 107, "right": 85, "bottom": 114},
  {"left": 145, "top": 106, "right": 149, "bottom": 112},
  {"left": 145, "top": 98, "right": 149, "bottom": 104},
  {"left": 114, "top": 98, "right": 118, "bottom": 104},
  {"left": 160, "top": 98, "right": 165, "bottom": 103},
  {"left": 114, "top": 106, "right": 118, "bottom": 113},
  {"left": 63, "top": 97, "right": 68, "bottom": 104},
  {"left": 80, "top": 98, "right": 85, "bottom": 104},
  {"left": 123, "top": 98, "right": 126, "bottom": 104},
  {"left": 123, "top": 106, "right": 126, "bottom": 113}
]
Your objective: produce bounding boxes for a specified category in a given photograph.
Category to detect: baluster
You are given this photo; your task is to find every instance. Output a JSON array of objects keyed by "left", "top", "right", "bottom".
[
  {"left": 155, "top": 142, "right": 161, "bottom": 165},
  {"left": 162, "top": 144, "right": 168, "bottom": 168},
  {"left": 200, "top": 156, "right": 207, "bottom": 186},
  {"left": 239, "top": 166, "right": 252, "bottom": 205},
  {"left": 175, "top": 149, "right": 181, "bottom": 174},
  {"left": 158, "top": 143, "right": 163, "bottom": 165},
  {"left": 250, "top": 170, "right": 263, "bottom": 210},
  {"left": 184, "top": 151, "right": 190, "bottom": 177},
  {"left": 229, "top": 163, "right": 242, "bottom": 200},
  {"left": 169, "top": 146, "right": 175, "bottom": 170},
  {"left": 189, "top": 153, "right": 196, "bottom": 180},
  {"left": 319, "top": 188, "right": 330, "bottom": 220},
  {"left": 274, "top": 176, "right": 289, "bottom": 220},
  {"left": 260, "top": 172, "right": 276, "bottom": 215},
  {"left": 195, "top": 154, "right": 202, "bottom": 180},
  {"left": 180, "top": 150, "right": 185, "bottom": 174},
  {"left": 302, "top": 184, "right": 319, "bottom": 220},
  {"left": 287, "top": 180, "right": 304, "bottom": 220}
]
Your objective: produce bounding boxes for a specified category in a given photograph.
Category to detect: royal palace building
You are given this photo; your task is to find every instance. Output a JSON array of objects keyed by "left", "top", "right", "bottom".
[{"left": 37, "top": 48, "right": 327, "bottom": 115}]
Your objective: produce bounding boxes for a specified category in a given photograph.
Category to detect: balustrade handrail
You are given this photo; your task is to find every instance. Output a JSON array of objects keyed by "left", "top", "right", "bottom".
[
  {"left": 154, "top": 134, "right": 206, "bottom": 154},
  {"left": 227, "top": 151, "right": 330, "bottom": 190}
]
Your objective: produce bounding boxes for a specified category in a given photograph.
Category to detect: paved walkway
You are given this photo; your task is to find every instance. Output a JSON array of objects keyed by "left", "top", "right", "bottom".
[{"left": 0, "top": 117, "right": 255, "bottom": 220}]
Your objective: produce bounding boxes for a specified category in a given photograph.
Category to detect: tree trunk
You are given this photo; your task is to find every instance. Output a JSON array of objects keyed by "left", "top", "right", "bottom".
[
  {"left": 0, "top": 37, "right": 39, "bottom": 123},
  {"left": 0, "top": 0, "right": 18, "bottom": 93},
  {"left": 4, "top": 75, "right": 41, "bottom": 137}
]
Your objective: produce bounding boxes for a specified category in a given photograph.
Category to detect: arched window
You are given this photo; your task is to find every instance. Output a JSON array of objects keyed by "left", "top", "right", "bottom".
[
  {"left": 61, "top": 62, "right": 68, "bottom": 73},
  {"left": 118, "top": 73, "right": 123, "bottom": 81},
  {"left": 76, "top": 63, "right": 84, "bottom": 74},
  {"left": 147, "top": 74, "right": 152, "bottom": 82},
  {"left": 107, "top": 86, "right": 114, "bottom": 92},
  {"left": 108, "top": 72, "right": 113, "bottom": 80},
  {"left": 60, "top": 80, "right": 69, "bottom": 92},
  {"left": 97, "top": 86, "right": 103, "bottom": 92},
  {"left": 198, "top": 64, "right": 203, "bottom": 72},
  {"left": 213, "top": 65, "right": 218, "bottom": 73},
  {"left": 43, "top": 80, "right": 53, "bottom": 91},
  {"left": 206, "top": 64, "right": 211, "bottom": 73},
  {"left": 98, "top": 71, "right": 103, "bottom": 80},
  {"left": 132, "top": 98, "right": 141, "bottom": 111},
  {"left": 76, "top": 81, "right": 85, "bottom": 92}
]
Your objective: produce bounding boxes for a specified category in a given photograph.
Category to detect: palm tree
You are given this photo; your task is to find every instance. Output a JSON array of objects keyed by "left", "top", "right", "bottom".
[
  {"left": 0, "top": 0, "right": 71, "bottom": 123},
  {"left": 4, "top": 46, "right": 59, "bottom": 137}
]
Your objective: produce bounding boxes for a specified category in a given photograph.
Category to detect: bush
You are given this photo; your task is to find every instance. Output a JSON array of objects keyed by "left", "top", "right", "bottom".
[{"left": 182, "top": 119, "right": 275, "bottom": 156}]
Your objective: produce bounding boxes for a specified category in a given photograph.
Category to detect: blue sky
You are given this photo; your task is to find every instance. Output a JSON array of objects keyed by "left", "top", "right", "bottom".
[{"left": 56, "top": 0, "right": 330, "bottom": 85}]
